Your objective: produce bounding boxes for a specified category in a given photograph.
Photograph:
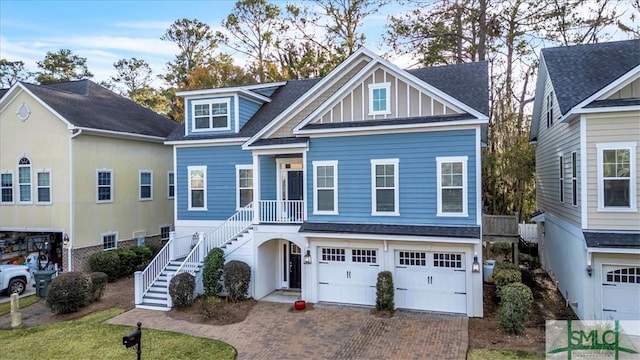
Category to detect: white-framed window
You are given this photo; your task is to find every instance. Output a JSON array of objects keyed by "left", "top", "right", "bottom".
[
  {"left": 1, "top": 172, "right": 13, "bottom": 204},
  {"left": 559, "top": 155, "right": 564, "bottom": 203},
  {"left": 160, "top": 225, "right": 172, "bottom": 241},
  {"left": 571, "top": 151, "right": 578, "bottom": 206},
  {"left": 597, "top": 142, "right": 637, "bottom": 211},
  {"left": 96, "top": 169, "right": 113, "bottom": 203},
  {"left": 313, "top": 160, "right": 338, "bottom": 215},
  {"left": 436, "top": 156, "right": 468, "bottom": 216},
  {"left": 398, "top": 251, "right": 427, "bottom": 266},
  {"left": 368, "top": 83, "right": 391, "bottom": 115},
  {"left": 102, "top": 231, "right": 118, "bottom": 250},
  {"left": 371, "top": 158, "right": 399, "bottom": 216},
  {"left": 433, "top": 253, "right": 463, "bottom": 269},
  {"left": 192, "top": 99, "right": 230, "bottom": 131},
  {"left": 36, "top": 170, "right": 51, "bottom": 204},
  {"left": 188, "top": 166, "right": 207, "bottom": 210},
  {"left": 139, "top": 170, "right": 153, "bottom": 201},
  {"left": 18, "top": 157, "right": 31, "bottom": 203},
  {"left": 235, "top": 165, "right": 253, "bottom": 209},
  {"left": 167, "top": 172, "right": 175, "bottom": 199},
  {"left": 546, "top": 92, "right": 554, "bottom": 128},
  {"left": 320, "top": 248, "right": 346, "bottom": 262}
]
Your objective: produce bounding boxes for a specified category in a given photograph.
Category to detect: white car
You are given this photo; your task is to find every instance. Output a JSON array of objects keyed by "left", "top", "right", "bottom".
[{"left": 0, "top": 264, "right": 32, "bottom": 295}]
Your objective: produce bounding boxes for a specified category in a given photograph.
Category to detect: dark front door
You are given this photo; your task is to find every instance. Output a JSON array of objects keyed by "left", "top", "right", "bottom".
[
  {"left": 287, "top": 171, "right": 304, "bottom": 200},
  {"left": 289, "top": 242, "right": 301, "bottom": 289}
]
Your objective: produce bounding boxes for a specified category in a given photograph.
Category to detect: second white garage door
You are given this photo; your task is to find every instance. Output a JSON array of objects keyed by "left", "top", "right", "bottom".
[
  {"left": 394, "top": 250, "right": 467, "bottom": 314},
  {"left": 317, "top": 247, "right": 380, "bottom": 305}
]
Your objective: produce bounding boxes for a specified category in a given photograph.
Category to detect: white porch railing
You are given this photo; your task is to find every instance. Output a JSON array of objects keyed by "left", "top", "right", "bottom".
[
  {"left": 204, "top": 202, "right": 254, "bottom": 251},
  {"left": 259, "top": 200, "right": 305, "bottom": 223},
  {"left": 134, "top": 234, "right": 172, "bottom": 305}
]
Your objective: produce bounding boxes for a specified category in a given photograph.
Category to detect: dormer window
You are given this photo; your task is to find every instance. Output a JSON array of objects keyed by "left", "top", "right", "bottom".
[
  {"left": 546, "top": 92, "right": 554, "bottom": 128},
  {"left": 192, "top": 99, "right": 230, "bottom": 131},
  {"left": 369, "top": 83, "right": 391, "bottom": 115}
]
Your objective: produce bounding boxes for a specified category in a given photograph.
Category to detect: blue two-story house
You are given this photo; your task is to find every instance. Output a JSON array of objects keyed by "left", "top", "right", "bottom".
[{"left": 137, "top": 48, "right": 488, "bottom": 316}]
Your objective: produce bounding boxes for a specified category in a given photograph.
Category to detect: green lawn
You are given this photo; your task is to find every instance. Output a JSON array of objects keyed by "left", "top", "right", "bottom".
[
  {"left": 0, "top": 308, "right": 237, "bottom": 360},
  {"left": 468, "top": 349, "right": 544, "bottom": 360},
  {"left": 0, "top": 295, "right": 40, "bottom": 316}
]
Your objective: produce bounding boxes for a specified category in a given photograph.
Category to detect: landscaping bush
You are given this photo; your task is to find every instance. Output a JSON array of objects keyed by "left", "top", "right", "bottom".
[
  {"left": 132, "top": 246, "right": 154, "bottom": 271},
  {"left": 88, "top": 251, "right": 121, "bottom": 281},
  {"left": 203, "top": 248, "right": 225, "bottom": 296},
  {"left": 493, "top": 268, "right": 522, "bottom": 295},
  {"left": 116, "top": 248, "right": 137, "bottom": 278},
  {"left": 88, "top": 272, "right": 108, "bottom": 302},
  {"left": 498, "top": 282, "right": 534, "bottom": 334},
  {"left": 147, "top": 243, "right": 164, "bottom": 257},
  {"left": 494, "top": 261, "right": 520, "bottom": 272},
  {"left": 202, "top": 296, "right": 222, "bottom": 320},
  {"left": 375, "top": 271, "right": 394, "bottom": 312},
  {"left": 46, "top": 272, "right": 92, "bottom": 314},
  {"left": 518, "top": 253, "right": 541, "bottom": 270},
  {"left": 169, "top": 272, "right": 196, "bottom": 308},
  {"left": 223, "top": 260, "right": 251, "bottom": 302}
]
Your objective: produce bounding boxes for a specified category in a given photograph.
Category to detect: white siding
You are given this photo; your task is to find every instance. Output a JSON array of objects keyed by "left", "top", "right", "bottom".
[{"left": 585, "top": 112, "right": 640, "bottom": 231}]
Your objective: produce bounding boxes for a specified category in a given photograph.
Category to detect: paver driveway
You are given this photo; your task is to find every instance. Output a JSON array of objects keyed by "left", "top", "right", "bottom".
[{"left": 107, "top": 302, "right": 468, "bottom": 360}]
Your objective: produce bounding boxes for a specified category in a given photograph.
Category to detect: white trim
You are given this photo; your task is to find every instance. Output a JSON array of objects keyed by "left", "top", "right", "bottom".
[
  {"left": 101, "top": 231, "right": 118, "bottom": 251},
  {"left": 234, "top": 94, "right": 240, "bottom": 133},
  {"left": 294, "top": 118, "right": 488, "bottom": 136},
  {"left": 0, "top": 84, "right": 74, "bottom": 128},
  {"left": 167, "top": 171, "right": 175, "bottom": 200},
  {"left": 476, "top": 127, "right": 482, "bottom": 226},
  {"left": 17, "top": 156, "right": 32, "bottom": 204},
  {"left": 188, "top": 165, "right": 207, "bottom": 211},
  {"left": 596, "top": 142, "right": 637, "bottom": 212},
  {"left": 35, "top": 169, "right": 52, "bottom": 205},
  {"left": 588, "top": 247, "right": 640, "bottom": 255},
  {"left": 579, "top": 105, "right": 640, "bottom": 115},
  {"left": 96, "top": 169, "right": 114, "bottom": 203},
  {"left": 176, "top": 83, "right": 283, "bottom": 99},
  {"left": 312, "top": 160, "right": 339, "bottom": 215},
  {"left": 559, "top": 154, "right": 564, "bottom": 203},
  {"left": 0, "top": 171, "right": 14, "bottom": 204},
  {"left": 560, "top": 64, "right": 640, "bottom": 123},
  {"left": 370, "top": 158, "right": 400, "bottom": 216},
  {"left": 166, "top": 138, "right": 249, "bottom": 146},
  {"left": 172, "top": 146, "right": 178, "bottom": 224},
  {"left": 70, "top": 127, "right": 166, "bottom": 143},
  {"left": 436, "top": 156, "right": 469, "bottom": 217},
  {"left": 303, "top": 231, "right": 480, "bottom": 244},
  {"left": 580, "top": 117, "right": 588, "bottom": 228},
  {"left": 571, "top": 151, "right": 578, "bottom": 207},
  {"left": 252, "top": 153, "right": 261, "bottom": 224},
  {"left": 243, "top": 141, "right": 309, "bottom": 151},
  {"left": 368, "top": 82, "right": 391, "bottom": 116},
  {"left": 235, "top": 164, "right": 253, "bottom": 210},
  {"left": 190, "top": 98, "right": 232, "bottom": 132},
  {"left": 139, "top": 170, "right": 153, "bottom": 201}
]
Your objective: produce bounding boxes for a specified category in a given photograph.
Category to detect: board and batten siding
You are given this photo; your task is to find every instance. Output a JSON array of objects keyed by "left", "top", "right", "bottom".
[
  {"left": 306, "top": 129, "right": 478, "bottom": 225},
  {"left": 315, "top": 65, "right": 460, "bottom": 124},
  {"left": 535, "top": 74, "right": 581, "bottom": 227},
  {"left": 176, "top": 145, "right": 252, "bottom": 221},
  {"left": 185, "top": 96, "right": 236, "bottom": 136},
  {"left": 239, "top": 96, "right": 262, "bottom": 130},
  {"left": 585, "top": 112, "right": 640, "bottom": 231}
]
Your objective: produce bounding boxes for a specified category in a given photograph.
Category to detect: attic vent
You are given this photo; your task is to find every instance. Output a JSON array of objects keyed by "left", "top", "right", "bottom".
[{"left": 17, "top": 102, "right": 30, "bottom": 122}]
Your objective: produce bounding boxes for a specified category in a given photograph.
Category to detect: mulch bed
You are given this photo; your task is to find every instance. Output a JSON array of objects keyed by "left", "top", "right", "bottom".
[{"left": 167, "top": 296, "right": 256, "bottom": 325}]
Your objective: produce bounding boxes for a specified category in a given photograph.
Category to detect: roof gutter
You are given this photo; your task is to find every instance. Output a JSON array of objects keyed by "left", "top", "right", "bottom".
[{"left": 73, "top": 127, "right": 167, "bottom": 143}]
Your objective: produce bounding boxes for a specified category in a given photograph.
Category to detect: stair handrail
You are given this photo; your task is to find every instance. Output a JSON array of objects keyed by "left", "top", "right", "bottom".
[
  {"left": 173, "top": 232, "right": 204, "bottom": 277},
  {"left": 203, "top": 202, "right": 254, "bottom": 254}
]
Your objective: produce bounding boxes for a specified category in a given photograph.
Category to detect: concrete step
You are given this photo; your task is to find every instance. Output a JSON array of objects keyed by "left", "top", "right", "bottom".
[{"left": 136, "top": 303, "right": 170, "bottom": 311}]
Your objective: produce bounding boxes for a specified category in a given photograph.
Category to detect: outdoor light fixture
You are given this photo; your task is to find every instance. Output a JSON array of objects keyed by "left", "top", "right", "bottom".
[
  {"left": 586, "top": 265, "right": 593, "bottom": 277},
  {"left": 62, "top": 234, "right": 70, "bottom": 248},
  {"left": 472, "top": 253, "right": 480, "bottom": 273},
  {"left": 303, "top": 250, "right": 312, "bottom": 264}
]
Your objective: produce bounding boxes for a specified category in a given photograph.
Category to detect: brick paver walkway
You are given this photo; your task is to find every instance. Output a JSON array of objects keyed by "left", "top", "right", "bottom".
[{"left": 107, "top": 302, "right": 468, "bottom": 360}]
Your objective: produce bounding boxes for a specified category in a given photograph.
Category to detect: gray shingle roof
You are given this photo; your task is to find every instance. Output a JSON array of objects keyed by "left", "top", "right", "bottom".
[
  {"left": 299, "top": 222, "right": 481, "bottom": 239},
  {"left": 0, "top": 89, "right": 8, "bottom": 99},
  {"left": 250, "top": 137, "right": 309, "bottom": 146},
  {"left": 583, "top": 231, "right": 640, "bottom": 249},
  {"left": 542, "top": 39, "right": 640, "bottom": 114},
  {"left": 22, "top": 80, "right": 177, "bottom": 138}
]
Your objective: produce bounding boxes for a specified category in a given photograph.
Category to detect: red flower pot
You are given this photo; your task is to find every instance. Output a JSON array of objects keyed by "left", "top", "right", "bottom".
[{"left": 294, "top": 300, "right": 306, "bottom": 310}]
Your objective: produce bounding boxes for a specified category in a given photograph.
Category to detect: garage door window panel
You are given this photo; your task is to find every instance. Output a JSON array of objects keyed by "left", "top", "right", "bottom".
[
  {"left": 321, "top": 248, "right": 346, "bottom": 262},
  {"left": 433, "top": 253, "right": 463, "bottom": 269},
  {"left": 352, "top": 249, "right": 377, "bottom": 263},
  {"left": 398, "top": 251, "right": 427, "bottom": 266},
  {"left": 606, "top": 267, "right": 640, "bottom": 284}
]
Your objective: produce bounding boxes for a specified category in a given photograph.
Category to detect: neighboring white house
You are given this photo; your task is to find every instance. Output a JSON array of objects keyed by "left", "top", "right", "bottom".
[{"left": 530, "top": 40, "right": 640, "bottom": 333}]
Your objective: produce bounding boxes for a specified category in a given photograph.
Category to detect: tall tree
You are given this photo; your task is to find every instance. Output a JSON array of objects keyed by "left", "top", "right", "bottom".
[
  {"left": 35, "top": 49, "right": 93, "bottom": 84},
  {"left": 111, "top": 58, "right": 153, "bottom": 95},
  {"left": 219, "top": 0, "right": 281, "bottom": 82},
  {"left": 0, "top": 59, "right": 30, "bottom": 87},
  {"left": 161, "top": 18, "right": 219, "bottom": 89}
]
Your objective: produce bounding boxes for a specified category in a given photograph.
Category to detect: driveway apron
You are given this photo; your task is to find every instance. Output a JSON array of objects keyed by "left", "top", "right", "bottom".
[{"left": 107, "top": 302, "right": 468, "bottom": 360}]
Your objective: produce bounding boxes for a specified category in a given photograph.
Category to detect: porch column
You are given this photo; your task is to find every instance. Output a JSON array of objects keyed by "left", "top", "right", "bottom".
[
  {"left": 253, "top": 153, "right": 261, "bottom": 224},
  {"left": 302, "top": 149, "right": 308, "bottom": 221}
]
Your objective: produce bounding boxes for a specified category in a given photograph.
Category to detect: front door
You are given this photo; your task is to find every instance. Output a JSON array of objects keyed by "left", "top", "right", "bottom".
[
  {"left": 289, "top": 242, "right": 301, "bottom": 289},
  {"left": 287, "top": 171, "right": 303, "bottom": 200}
]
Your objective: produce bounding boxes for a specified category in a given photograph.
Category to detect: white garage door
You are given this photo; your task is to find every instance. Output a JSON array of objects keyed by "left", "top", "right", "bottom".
[
  {"left": 602, "top": 266, "right": 640, "bottom": 321},
  {"left": 317, "top": 247, "right": 380, "bottom": 305},
  {"left": 395, "top": 251, "right": 467, "bottom": 314}
]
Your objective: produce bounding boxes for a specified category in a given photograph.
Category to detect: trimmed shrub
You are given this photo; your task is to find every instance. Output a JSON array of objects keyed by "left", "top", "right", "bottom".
[
  {"left": 88, "top": 251, "right": 121, "bottom": 281},
  {"left": 202, "top": 296, "right": 222, "bottom": 320},
  {"left": 494, "top": 268, "right": 522, "bottom": 295},
  {"left": 147, "top": 243, "right": 164, "bottom": 257},
  {"left": 116, "top": 248, "right": 137, "bottom": 278},
  {"left": 375, "top": 271, "right": 394, "bottom": 312},
  {"left": 46, "top": 272, "right": 92, "bottom": 314},
  {"left": 498, "top": 282, "right": 534, "bottom": 334},
  {"left": 223, "top": 260, "right": 251, "bottom": 302},
  {"left": 518, "top": 253, "right": 541, "bottom": 270},
  {"left": 494, "top": 261, "right": 520, "bottom": 273},
  {"left": 492, "top": 242, "right": 513, "bottom": 261},
  {"left": 203, "top": 248, "right": 225, "bottom": 296},
  {"left": 89, "top": 272, "right": 108, "bottom": 302},
  {"left": 169, "top": 272, "right": 195, "bottom": 308},
  {"left": 132, "top": 246, "right": 154, "bottom": 271}
]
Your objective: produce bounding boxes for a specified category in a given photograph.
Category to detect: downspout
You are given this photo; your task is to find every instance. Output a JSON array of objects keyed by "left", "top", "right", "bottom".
[{"left": 68, "top": 129, "right": 82, "bottom": 271}]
